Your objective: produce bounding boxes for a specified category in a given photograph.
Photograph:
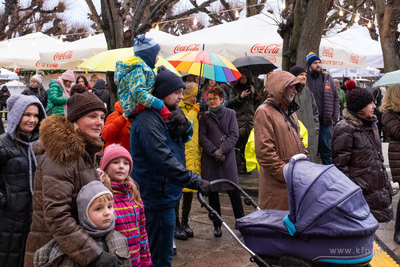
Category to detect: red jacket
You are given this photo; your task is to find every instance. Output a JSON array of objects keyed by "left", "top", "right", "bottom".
[{"left": 102, "top": 101, "right": 131, "bottom": 151}]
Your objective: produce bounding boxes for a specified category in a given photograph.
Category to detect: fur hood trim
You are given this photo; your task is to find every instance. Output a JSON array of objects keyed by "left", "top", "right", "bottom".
[{"left": 39, "top": 115, "right": 103, "bottom": 165}]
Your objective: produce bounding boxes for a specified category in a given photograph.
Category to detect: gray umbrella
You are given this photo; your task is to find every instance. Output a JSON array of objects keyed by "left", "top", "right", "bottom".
[{"left": 232, "top": 56, "right": 277, "bottom": 75}]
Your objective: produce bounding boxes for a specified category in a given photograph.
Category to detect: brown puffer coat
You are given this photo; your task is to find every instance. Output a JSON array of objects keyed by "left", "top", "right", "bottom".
[
  {"left": 332, "top": 109, "right": 393, "bottom": 223},
  {"left": 382, "top": 110, "right": 400, "bottom": 183},
  {"left": 254, "top": 70, "right": 309, "bottom": 210},
  {"left": 24, "top": 115, "right": 104, "bottom": 267}
]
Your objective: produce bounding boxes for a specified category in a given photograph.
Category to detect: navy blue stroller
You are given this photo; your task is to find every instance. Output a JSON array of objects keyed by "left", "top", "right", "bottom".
[{"left": 199, "top": 154, "right": 378, "bottom": 267}]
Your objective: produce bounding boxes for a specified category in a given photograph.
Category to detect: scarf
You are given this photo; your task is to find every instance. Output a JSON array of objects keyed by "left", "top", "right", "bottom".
[
  {"left": 209, "top": 104, "right": 224, "bottom": 114},
  {"left": 15, "top": 134, "right": 37, "bottom": 195},
  {"left": 57, "top": 77, "right": 71, "bottom": 115}
]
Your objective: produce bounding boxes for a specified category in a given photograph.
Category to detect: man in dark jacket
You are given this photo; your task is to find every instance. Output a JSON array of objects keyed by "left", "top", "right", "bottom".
[
  {"left": 290, "top": 66, "right": 319, "bottom": 163},
  {"left": 306, "top": 52, "right": 339, "bottom": 165},
  {"left": 130, "top": 67, "right": 210, "bottom": 266},
  {"left": 92, "top": 79, "right": 111, "bottom": 114}
]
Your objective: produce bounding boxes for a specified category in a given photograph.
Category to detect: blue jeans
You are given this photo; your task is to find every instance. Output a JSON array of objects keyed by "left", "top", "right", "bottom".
[
  {"left": 145, "top": 208, "right": 175, "bottom": 267},
  {"left": 318, "top": 124, "right": 333, "bottom": 165}
]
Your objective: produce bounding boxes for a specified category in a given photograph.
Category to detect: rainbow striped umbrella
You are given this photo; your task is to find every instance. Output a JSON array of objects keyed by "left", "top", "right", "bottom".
[{"left": 167, "top": 51, "right": 242, "bottom": 82}]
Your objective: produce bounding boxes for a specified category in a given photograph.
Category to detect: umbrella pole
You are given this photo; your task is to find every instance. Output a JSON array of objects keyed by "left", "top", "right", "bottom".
[{"left": 196, "top": 44, "right": 205, "bottom": 102}]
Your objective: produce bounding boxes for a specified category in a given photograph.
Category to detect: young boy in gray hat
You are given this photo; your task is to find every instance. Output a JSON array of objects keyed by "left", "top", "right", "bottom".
[{"left": 34, "top": 181, "right": 131, "bottom": 267}]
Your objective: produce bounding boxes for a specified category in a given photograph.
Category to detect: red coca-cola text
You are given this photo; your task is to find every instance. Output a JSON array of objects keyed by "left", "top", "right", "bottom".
[
  {"left": 250, "top": 44, "right": 281, "bottom": 54},
  {"left": 53, "top": 51, "right": 74, "bottom": 61},
  {"left": 36, "top": 60, "right": 59, "bottom": 68},
  {"left": 173, "top": 44, "right": 200, "bottom": 53}
]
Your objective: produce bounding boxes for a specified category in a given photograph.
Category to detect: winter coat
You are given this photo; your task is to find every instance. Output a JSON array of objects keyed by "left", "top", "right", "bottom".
[
  {"left": 130, "top": 108, "right": 202, "bottom": 210},
  {"left": 115, "top": 56, "right": 158, "bottom": 116},
  {"left": 381, "top": 110, "right": 400, "bottom": 183},
  {"left": 24, "top": 115, "right": 104, "bottom": 267},
  {"left": 332, "top": 109, "right": 393, "bottom": 223},
  {"left": 34, "top": 230, "right": 131, "bottom": 267},
  {"left": 47, "top": 79, "right": 68, "bottom": 115},
  {"left": 111, "top": 182, "right": 152, "bottom": 266},
  {"left": 254, "top": 71, "right": 308, "bottom": 210},
  {"left": 0, "top": 132, "right": 40, "bottom": 267},
  {"left": 294, "top": 85, "right": 319, "bottom": 163},
  {"left": 199, "top": 107, "right": 239, "bottom": 192},
  {"left": 0, "top": 87, "right": 10, "bottom": 105},
  {"left": 92, "top": 79, "right": 111, "bottom": 113},
  {"left": 101, "top": 101, "right": 131, "bottom": 151},
  {"left": 21, "top": 86, "right": 48, "bottom": 108},
  {"left": 306, "top": 71, "right": 339, "bottom": 127},
  {"left": 179, "top": 101, "right": 201, "bottom": 175},
  {"left": 228, "top": 81, "right": 256, "bottom": 131}
]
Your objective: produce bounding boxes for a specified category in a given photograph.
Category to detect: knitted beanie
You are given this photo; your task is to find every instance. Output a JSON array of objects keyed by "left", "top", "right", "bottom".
[
  {"left": 153, "top": 66, "right": 186, "bottom": 99},
  {"left": 77, "top": 181, "right": 115, "bottom": 237},
  {"left": 67, "top": 91, "right": 107, "bottom": 122},
  {"left": 289, "top": 66, "right": 306, "bottom": 77},
  {"left": 133, "top": 34, "right": 161, "bottom": 69},
  {"left": 100, "top": 144, "right": 133, "bottom": 174},
  {"left": 31, "top": 74, "right": 43, "bottom": 84},
  {"left": 346, "top": 86, "right": 374, "bottom": 113},
  {"left": 306, "top": 52, "right": 321, "bottom": 67},
  {"left": 6, "top": 94, "right": 46, "bottom": 139},
  {"left": 60, "top": 70, "right": 75, "bottom": 82}
]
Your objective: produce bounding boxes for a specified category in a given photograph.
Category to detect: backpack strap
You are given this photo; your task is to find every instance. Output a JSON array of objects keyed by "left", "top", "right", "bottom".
[{"left": 265, "top": 102, "right": 298, "bottom": 133}]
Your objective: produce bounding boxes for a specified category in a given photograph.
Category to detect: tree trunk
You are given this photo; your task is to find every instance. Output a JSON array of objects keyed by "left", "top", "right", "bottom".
[
  {"left": 375, "top": 0, "right": 400, "bottom": 73},
  {"left": 296, "top": 0, "right": 332, "bottom": 69}
]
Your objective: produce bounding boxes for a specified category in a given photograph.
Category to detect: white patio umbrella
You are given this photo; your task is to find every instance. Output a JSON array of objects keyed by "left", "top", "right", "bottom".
[
  {"left": 159, "top": 14, "right": 367, "bottom": 69},
  {"left": 0, "top": 68, "right": 18, "bottom": 80},
  {"left": 0, "top": 32, "right": 64, "bottom": 69}
]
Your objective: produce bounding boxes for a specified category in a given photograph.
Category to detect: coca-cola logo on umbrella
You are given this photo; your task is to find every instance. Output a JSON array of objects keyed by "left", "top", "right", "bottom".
[
  {"left": 322, "top": 46, "right": 334, "bottom": 58},
  {"left": 250, "top": 44, "right": 281, "bottom": 54},
  {"left": 174, "top": 44, "right": 200, "bottom": 54},
  {"left": 36, "top": 60, "right": 59, "bottom": 68},
  {"left": 350, "top": 53, "right": 359, "bottom": 64},
  {"left": 53, "top": 51, "right": 74, "bottom": 61}
]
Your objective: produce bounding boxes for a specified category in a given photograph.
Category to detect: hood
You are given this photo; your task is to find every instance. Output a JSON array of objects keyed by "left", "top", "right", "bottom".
[
  {"left": 93, "top": 79, "right": 106, "bottom": 95},
  {"left": 114, "top": 101, "right": 123, "bottom": 114},
  {"left": 39, "top": 115, "right": 104, "bottom": 165},
  {"left": 266, "top": 70, "right": 301, "bottom": 109},
  {"left": 114, "top": 56, "right": 147, "bottom": 87}
]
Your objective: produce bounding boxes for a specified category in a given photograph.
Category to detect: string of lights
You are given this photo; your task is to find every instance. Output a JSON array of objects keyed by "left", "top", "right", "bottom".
[{"left": 333, "top": 3, "right": 373, "bottom": 28}]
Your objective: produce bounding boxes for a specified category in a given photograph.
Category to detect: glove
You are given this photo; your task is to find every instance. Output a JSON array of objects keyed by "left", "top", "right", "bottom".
[
  {"left": 152, "top": 98, "right": 165, "bottom": 110},
  {"left": 219, "top": 154, "right": 226, "bottom": 163},
  {"left": 89, "top": 251, "right": 122, "bottom": 267},
  {"left": 192, "top": 103, "right": 200, "bottom": 113},
  {"left": 168, "top": 109, "right": 187, "bottom": 126},
  {"left": 213, "top": 148, "right": 223, "bottom": 162},
  {"left": 198, "top": 180, "right": 211, "bottom": 197}
]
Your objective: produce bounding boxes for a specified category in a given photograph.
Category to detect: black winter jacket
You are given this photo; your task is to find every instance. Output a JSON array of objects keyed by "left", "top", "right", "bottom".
[
  {"left": 0, "top": 131, "right": 40, "bottom": 267},
  {"left": 92, "top": 79, "right": 110, "bottom": 113},
  {"left": 21, "top": 86, "right": 48, "bottom": 108},
  {"left": 332, "top": 109, "right": 393, "bottom": 222}
]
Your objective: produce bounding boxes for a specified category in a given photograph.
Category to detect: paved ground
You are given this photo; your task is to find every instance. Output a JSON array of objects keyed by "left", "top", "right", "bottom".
[{"left": 172, "top": 143, "right": 400, "bottom": 266}]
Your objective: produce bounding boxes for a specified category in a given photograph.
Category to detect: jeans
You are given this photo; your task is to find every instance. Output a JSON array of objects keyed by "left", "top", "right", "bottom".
[
  {"left": 318, "top": 124, "right": 333, "bottom": 165},
  {"left": 145, "top": 208, "right": 175, "bottom": 267},
  {"left": 208, "top": 190, "right": 245, "bottom": 227}
]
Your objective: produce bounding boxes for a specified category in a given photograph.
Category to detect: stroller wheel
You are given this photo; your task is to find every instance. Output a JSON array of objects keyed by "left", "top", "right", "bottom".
[{"left": 279, "top": 256, "right": 313, "bottom": 267}]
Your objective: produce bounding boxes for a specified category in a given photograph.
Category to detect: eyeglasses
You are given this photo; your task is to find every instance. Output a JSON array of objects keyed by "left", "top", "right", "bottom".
[{"left": 208, "top": 97, "right": 221, "bottom": 101}]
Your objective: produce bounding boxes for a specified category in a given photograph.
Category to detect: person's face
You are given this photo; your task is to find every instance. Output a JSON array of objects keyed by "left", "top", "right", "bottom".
[
  {"left": 63, "top": 80, "right": 73, "bottom": 88},
  {"left": 358, "top": 102, "right": 376, "bottom": 119},
  {"left": 335, "top": 81, "right": 340, "bottom": 89},
  {"left": 88, "top": 197, "right": 114, "bottom": 229},
  {"left": 185, "top": 94, "right": 197, "bottom": 104},
  {"left": 163, "top": 89, "right": 184, "bottom": 109},
  {"left": 208, "top": 93, "right": 224, "bottom": 108},
  {"left": 30, "top": 80, "right": 39, "bottom": 89},
  {"left": 209, "top": 80, "right": 216, "bottom": 87},
  {"left": 186, "top": 75, "right": 195, "bottom": 83},
  {"left": 77, "top": 78, "right": 86, "bottom": 86},
  {"left": 296, "top": 73, "right": 307, "bottom": 85},
  {"left": 284, "top": 84, "right": 298, "bottom": 102},
  {"left": 19, "top": 105, "right": 39, "bottom": 135},
  {"left": 310, "top": 60, "right": 322, "bottom": 72},
  {"left": 239, "top": 75, "right": 248, "bottom": 84},
  {"left": 76, "top": 110, "right": 105, "bottom": 138},
  {"left": 105, "top": 157, "right": 130, "bottom": 183}
]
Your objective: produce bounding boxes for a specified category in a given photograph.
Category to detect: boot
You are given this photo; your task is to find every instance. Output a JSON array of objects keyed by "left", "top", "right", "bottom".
[
  {"left": 214, "top": 226, "right": 222, "bottom": 237},
  {"left": 181, "top": 215, "right": 194, "bottom": 238},
  {"left": 394, "top": 231, "right": 400, "bottom": 245},
  {"left": 174, "top": 218, "right": 188, "bottom": 240}
]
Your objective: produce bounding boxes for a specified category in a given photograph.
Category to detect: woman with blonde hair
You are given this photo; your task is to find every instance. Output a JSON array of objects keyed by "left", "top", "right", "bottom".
[{"left": 381, "top": 84, "right": 400, "bottom": 244}]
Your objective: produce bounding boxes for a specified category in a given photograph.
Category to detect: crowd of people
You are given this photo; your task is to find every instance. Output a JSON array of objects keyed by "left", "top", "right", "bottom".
[{"left": 0, "top": 33, "right": 398, "bottom": 267}]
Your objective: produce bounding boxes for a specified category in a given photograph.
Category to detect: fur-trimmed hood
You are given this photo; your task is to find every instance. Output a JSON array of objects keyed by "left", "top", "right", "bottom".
[
  {"left": 38, "top": 115, "right": 103, "bottom": 165},
  {"left": 342, "top": 108, "right": 377, "bottom": 127}
]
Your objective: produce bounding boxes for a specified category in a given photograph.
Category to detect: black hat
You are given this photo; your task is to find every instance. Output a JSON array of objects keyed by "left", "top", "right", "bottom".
[
  {"left": 345, "top": 86, "right": 374, "bottom": 113},
  {"left": 289, "top": 66, "right": 306, "bottom": 77},
  {"left": 153, "top": 66, "right": 186, "bottom": 99}
]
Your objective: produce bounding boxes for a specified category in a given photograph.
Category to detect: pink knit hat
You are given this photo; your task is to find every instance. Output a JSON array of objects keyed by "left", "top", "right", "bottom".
[
  {"left": 60, "top": 70, "right": 75, "bottom": 82},
  {"left": 100, "top": 144, "right": 133, "bottom": 174}
]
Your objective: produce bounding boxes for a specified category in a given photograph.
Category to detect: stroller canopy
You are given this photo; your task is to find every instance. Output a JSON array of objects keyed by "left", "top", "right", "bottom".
[{"left": 283, "top": 154, "right": 378, "bottom": 237}]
